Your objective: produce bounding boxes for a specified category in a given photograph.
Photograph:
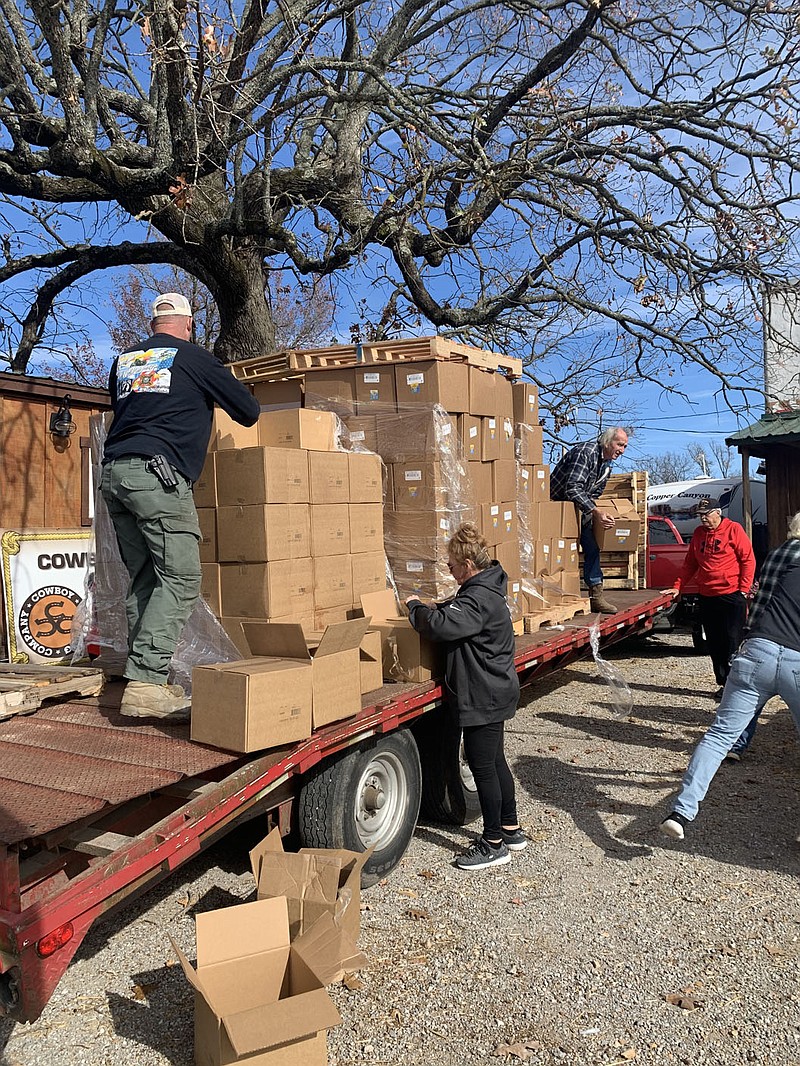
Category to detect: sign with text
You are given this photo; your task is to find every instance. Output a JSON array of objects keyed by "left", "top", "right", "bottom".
[{"left": 1, "top": 529, "right": 92, "bottom": 664}]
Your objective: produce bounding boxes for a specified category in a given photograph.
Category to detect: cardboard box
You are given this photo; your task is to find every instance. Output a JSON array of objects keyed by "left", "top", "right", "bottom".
[
  {"left": 193, "top": 454, "right": 217, "bottom": 508},
  {"left": 347, "top": 452, "right": 383, "bottom": 503},
  {"left": 252, "top": 378, "right": 303, "bottom": 411},
  {"left": 220, "top": 559, "right": 314, "bottom": 618},
  {"left": 313, "top": 554, "right": 353, "bottom": 610},
  {"left": 458, "top": 414, "right": 482, "bottom": 460},
  {"left": 375, "top": 409, "right": 441, "bottom": 462},
  {"left": 171, "top": 895, "right": 342, "bottom": 1066},
  {"left": 359, "top": 590, "right": 444, "bottom": 683},
  {"left": 392, "top": 461, "right": 448, "bottom": 511},
  {"left": 302, "top": 368, "right": 356, "bottom": 415},
  {"left": 530, "top": 464, "right": 550, "bottom": 500},
  {"left": 215, "top": 447, "right": 309, "bottom": 506},
  {"left": 560, "top": 501, "right": 580, "bottom": 538},
  {"left": 391, "top": 559, "right": 452, "bottom": 603},
  {"left": 468, "top": 366, "right": 496, "bottom": 417},
  {"left": 310, "top": 504, "right": 351, "bottom": 556},
  {"left": 308, "top": 451, "right": 350, "bottom": 504},
  {"left": 531, "top": 500, "right": 562, "bottom": 541},
  {"left": 243, "top": 619, "right": 370, "bottom": 729},
  {"left": 191, "top": 656, "right": 313, "bottom": 752},
  {"left": 550, "top": 537, "right": 567, "bottom": 571},
  {"left": 258, "top": 409, "right": 338, "bottom": 451},
  {"left": 348, "top": 503, "right": 384, "bottom": 553},
  {"left": 481, "top": 502, "right": 502, "bottom": 545},
  {"left": 218, "top": 617, "right": 253, "bottom": 658},
  {"left": 467, "top": 460, "right": 493, "bottom": 505},
  {"left": 250, "top": 828, "right": 370, "bottom": 951},
  {"left": 499, "top": 502, "right": 518, "bottom": 542},
  {"left": 593, "top": 498, "right": 640, "bottom": 551},
  {"left": 351, "top": 551, "right": 386, "bottom": 599},
  {"left": 394, "top": 360, "right": 469, "bottom": 412},
  {"left": 495, "top": 373, "right": 514, "bottom": 420},
  {"left": 512, "top": 381, "right": 539, "bottom": 426},
  {"left": 313, "top": 606, "right": 351, "bottom": 629},
  {"left": 217, "top": 505, "right": 310, "bottom": 562},
  {"left": 198, "top": 508, "right": 217, "bottom": 562},
  {"left": 359, "top": 630, "right": 383, "bottom": 693},
  {"left": 384, "top": 509, "right": 453, "bottom": 559},
  {"left": 209, "top": 408, "right": 260, "bottom": 451},
  {"left": 495, "top": 540, "right": 522, "bottom": 583},
  {"left": 534, "top": 539, "right": 551, "bottom": 576},
  {"left": 480, "top": 416, "right": 500, "bottom": 462},
  {"left": 499, "top": 415, "right": 515, "bottom": 460},
  {"left": 354, "top": 367, "right": 396, "bottom": 409},
  {"left": 200, "top": 563, "right": 222, "bottom": 616},
  {"left": 491, "top": 459, "right": 516, "bottom": 503},
  {"left": 341, "top": 414, "right": 378, "bottom": 453},
  {"left": 516, "top": 423, "right": 543, "bottom": 465}
]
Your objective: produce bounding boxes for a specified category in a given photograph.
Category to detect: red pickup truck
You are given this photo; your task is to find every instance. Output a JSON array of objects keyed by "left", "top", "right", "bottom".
[{"left": 646, "top": 515, "right": 704, "bottom": 647}]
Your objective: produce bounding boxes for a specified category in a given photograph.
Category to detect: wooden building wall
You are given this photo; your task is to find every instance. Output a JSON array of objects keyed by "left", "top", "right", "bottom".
[
  {"left": 765, "top": 443, "right": 800, "bottom": 548},
  {"left": 0, "top": 379, "right": 110, "bottom": 531}
]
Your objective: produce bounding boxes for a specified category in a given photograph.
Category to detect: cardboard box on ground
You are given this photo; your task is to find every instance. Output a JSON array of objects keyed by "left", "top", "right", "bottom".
[{"left": 171, "top": 891, "right": 364, "bottom": 1066}]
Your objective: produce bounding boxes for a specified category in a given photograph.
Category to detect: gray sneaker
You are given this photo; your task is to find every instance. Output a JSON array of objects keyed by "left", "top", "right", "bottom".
[
  {"left": 455, "top": 838, "right": 511, "bottom": 871},
  {"left": 120, "top": 681, "right": 191, "bottom": 721},
  {"left": 500, "top": 827, "right": 529, "bottom": 851}
]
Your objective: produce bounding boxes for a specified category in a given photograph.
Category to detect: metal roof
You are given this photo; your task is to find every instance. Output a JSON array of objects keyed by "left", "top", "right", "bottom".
[{"left": 726, "top": 412, "right": 800, "bottom": 455}]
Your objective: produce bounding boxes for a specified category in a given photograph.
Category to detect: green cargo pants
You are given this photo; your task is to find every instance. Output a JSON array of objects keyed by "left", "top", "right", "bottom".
[{"left": 100, "top": 456, "right": 201, "bottom": 684}]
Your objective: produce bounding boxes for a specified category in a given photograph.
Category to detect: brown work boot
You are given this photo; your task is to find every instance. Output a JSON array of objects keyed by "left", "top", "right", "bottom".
[
  {"left": 589, "top": 584, "right": 617, "bottom": 615},
  {"left": 120, "top": 681, "right": 191, "bottom": 721}
]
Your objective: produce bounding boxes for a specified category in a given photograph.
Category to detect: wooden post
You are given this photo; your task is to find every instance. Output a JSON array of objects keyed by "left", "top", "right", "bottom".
[{"left": 741, "top": 449, "right": 753, "bottom": 540}]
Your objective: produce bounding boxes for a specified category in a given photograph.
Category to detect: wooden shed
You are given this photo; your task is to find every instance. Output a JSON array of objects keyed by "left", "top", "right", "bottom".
[
  {"left": 727, "top": 414, "right": 800, "bottom": 549},
  {"left": 0, "top": 374, "right": 110, "bottom": 531}
]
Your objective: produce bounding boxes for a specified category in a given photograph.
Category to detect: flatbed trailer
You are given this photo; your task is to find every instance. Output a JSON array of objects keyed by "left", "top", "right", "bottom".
[{"left": 0, "top": 590, "right": 670, "bottom": 1022}]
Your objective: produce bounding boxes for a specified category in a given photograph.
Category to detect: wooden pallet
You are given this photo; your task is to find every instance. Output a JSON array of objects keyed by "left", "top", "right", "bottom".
[
  {"left": 289, "top": 345, "right": 359, "bottom": 369},
  {"left": 599, "top": 471, "right": 648, "bottom": 589},
  {"left": 360, "top": 336, "right": 523, "bottom": 376},
  {"left": 0, "top": 664, "right": 104, "bottom": 719},
  {"left": 523, "top": 597, "right": 591, "bottom": 633},
  {"left": 229, "top": 353, "right": 295, "bottom": 381}
]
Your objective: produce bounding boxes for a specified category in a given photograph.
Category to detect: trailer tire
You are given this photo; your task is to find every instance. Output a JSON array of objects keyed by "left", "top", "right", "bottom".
[
  {"left": 298, "top": 729, "right": 421, "bottom": 888},
  {"left": 414, "top": 715, "right": 482, "bottom": 826}
]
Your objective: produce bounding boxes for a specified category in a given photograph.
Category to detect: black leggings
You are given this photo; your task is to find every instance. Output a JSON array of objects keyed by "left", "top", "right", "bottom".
[{"left": 462, "top": 720, "right": 518, "bottom": 841}]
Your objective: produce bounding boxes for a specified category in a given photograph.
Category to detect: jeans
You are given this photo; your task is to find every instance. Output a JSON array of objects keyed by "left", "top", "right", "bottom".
[
  {"left": 100, "top": 457, "right": 202, "bottom": 684},
  {"left": 462, "top": 721, "right": 518, "bottom": 841},
  {"left": 672, "top": 638, "right": 800, "bottom": 821},
  {"left": 580, "top": 520, "right": 603, "bottom": 588},
  {"left": 698, "top": 592, "right": 748, "bottom": 686}
]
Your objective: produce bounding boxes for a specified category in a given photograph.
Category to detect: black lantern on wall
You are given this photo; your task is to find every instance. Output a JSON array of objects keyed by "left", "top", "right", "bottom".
[{"left": 49, "top": 394, "right": 76, "bottom": 438}]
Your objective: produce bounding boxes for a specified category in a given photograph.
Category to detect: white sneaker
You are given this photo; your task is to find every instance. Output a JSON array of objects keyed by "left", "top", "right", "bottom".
[
  {"left": 120, "top": 681, "right": 191, "bottom": 721},
  {"left": 660, "top": 814, "right": 687, "bottom": 841}
]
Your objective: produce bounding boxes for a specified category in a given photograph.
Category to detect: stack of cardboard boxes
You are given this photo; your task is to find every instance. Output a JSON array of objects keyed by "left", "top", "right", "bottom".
[{"left": 195, "top": 408, "right": 385, "bottom": 644}]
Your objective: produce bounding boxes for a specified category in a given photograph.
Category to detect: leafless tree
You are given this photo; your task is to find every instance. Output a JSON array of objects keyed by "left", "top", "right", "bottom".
[
  {"left": 635, "top": 450, "right": 697, "bottom": 484},
  {"left": 708, "top": 438, "right": 737, "bottom": 477},
  {"left": 1, "top": 0, "right": 799, "bottom": 381}
]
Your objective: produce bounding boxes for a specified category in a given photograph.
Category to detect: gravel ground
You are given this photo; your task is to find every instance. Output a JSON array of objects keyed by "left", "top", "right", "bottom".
[{"left": 2, "top": 629, "right": 800, "bottom": 1066}]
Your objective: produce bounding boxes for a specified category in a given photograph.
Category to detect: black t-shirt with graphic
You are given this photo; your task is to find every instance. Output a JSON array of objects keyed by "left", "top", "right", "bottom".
[{"left": 103, "top": 333, "right": 260, "bottom": 481}]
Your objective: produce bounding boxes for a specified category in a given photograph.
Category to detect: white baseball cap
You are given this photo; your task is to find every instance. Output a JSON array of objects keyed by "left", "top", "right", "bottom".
[{"left": 151, "top": 292, "right": 192, "bottom": 319}]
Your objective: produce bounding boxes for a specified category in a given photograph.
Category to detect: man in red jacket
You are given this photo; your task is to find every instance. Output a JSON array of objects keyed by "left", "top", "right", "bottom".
[{"left": 663, "top": 497, "right": 755, "bottom": 695}]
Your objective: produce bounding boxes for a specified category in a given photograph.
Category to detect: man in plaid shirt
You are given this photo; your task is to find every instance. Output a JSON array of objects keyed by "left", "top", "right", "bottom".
[
  {"left": 550, "top": 427, "right": 629, "bottom": 614},
  {"left": 661, "top": 512, "right": 800, "bottom": 841}
]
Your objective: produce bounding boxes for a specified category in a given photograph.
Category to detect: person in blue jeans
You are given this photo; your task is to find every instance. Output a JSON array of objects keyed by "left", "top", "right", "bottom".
[{"left": 660, "top": 512, "right": 800, "bottom": 840}]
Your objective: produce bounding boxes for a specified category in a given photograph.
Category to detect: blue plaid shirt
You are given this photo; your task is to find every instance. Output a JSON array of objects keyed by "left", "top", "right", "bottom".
[
  {"left": 746, "top": 537, "right": 800, "bottom": 632},
  {"left": 549, "top": 439, "right": 612, "bottom": 515}
]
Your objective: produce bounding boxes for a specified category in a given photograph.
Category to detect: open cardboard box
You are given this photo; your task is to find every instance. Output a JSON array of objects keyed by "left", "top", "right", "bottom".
[
  {"left": 171, "top": 896, "right": 348, "bottom": 1066},
  {"left": 359, "top": 589, "right": 443, "bottom": 683},
  {"left": 249, "top": 828, "right": 371, "bottom": 955},
  {"left": 242, "top": 617, "right": 371, "bottom": 729}
]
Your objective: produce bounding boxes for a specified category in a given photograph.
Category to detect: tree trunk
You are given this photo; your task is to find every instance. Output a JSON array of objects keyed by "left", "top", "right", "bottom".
[{"left": 200, "top": 243, "right": 277, "bottom": 364}]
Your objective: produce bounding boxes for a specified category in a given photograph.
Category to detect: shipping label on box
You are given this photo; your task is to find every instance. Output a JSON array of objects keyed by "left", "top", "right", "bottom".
[
  {"left": 310, "top": 504, "right": 351, "bottom": 556},
  {"left": 215, "top": 447, "right": 309, "bottom": 506},
  {"left": 258, "top": 409, "right": 338, "bottom": 451},
  {"left": 308, "top": 451, "right": 350, "bottom": 504}
]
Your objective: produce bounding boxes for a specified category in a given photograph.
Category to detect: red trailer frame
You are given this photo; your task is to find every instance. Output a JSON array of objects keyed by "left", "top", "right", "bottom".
[{"left": 0, "top": 591, "right": 670, "bottom": 1022}]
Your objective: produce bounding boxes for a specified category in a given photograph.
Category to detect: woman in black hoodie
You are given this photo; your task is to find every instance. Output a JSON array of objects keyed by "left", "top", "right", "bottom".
[{"left": 405, "top": 523, "right": 524, "bottom": 871}]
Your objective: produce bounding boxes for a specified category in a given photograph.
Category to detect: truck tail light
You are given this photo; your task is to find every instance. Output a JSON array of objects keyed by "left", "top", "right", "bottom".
[{"left": 36, "top": 923, "right": 74, "bottom": 958}]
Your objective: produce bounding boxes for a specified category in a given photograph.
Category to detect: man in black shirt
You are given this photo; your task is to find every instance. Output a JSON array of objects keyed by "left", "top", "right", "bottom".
[{"left": 101, "top": 293, "right": 260, "bottom": 720}]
